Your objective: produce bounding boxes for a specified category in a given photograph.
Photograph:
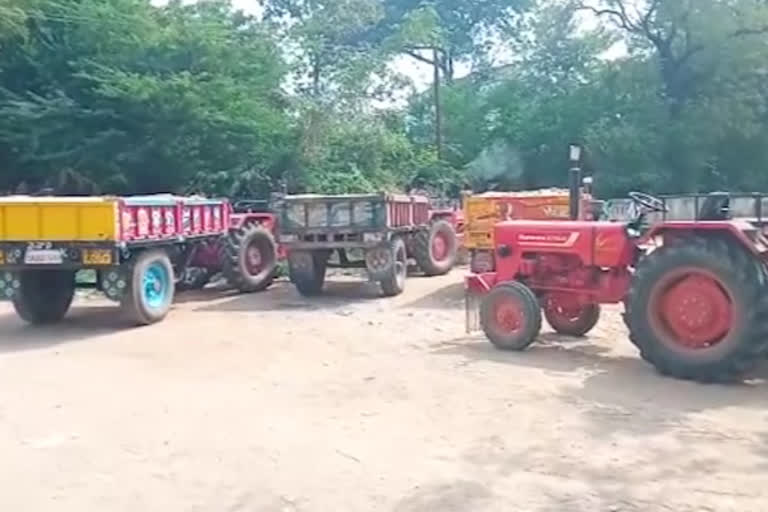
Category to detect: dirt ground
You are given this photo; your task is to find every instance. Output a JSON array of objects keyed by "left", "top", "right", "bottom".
[{"left": 1, "top": 269, "right": 768, "bottom": 512}]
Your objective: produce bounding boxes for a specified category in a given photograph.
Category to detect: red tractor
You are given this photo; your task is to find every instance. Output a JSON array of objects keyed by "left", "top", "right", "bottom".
[
  {"left": 466, "top": 190, "right": 768, "bottom": 383},
  {"left": 179, "top": 200, "right": 283, "bottom": 292}
]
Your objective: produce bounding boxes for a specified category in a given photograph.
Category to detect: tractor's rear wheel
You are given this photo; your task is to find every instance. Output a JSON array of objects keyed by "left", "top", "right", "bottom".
[
  {"left": 544, "top": 297, "right": 600, "bottom": 337},
  {"left": 626, "top": 237, "right": 768, "bottom": 382},
  {"left": 222, "top": 223, "right": 278, "bottom": 293},
  {"left": 413, "top": 220, "right": 458, "bottom": 276},
  {"left": 288, "top": 250, "right": 328, "bottom": 296},
  {"left": 480, "top": 282, "right": 542, "bottom": 351},
  {"left": 13, "top": 270, "right": 76, "bottom": 325}
]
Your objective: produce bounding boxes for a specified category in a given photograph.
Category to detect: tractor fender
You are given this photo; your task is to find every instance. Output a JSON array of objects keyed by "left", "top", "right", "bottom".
[
  {"left": 643, "top": 221, "right": 764, "bottom": 255},
  {"left": 230, "top": 212, "right": 277, "bottom": 232}
]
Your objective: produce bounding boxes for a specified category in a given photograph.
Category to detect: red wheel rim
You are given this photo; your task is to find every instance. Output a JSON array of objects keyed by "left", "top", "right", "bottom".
[
  {"left": 245, "top": 242, "right": 263, "bottom": 275},
  {"left": 649, "top": 267, "right": 734, "bottom": 350},
  {"left": 546, "top": 297, "right": 587, "bottom": 326},
  {"left": 493, "top": 295, "right": 526, "bottom": 335},
  {"left": 432, "top": 232, "right": 449, "bottom": 262}
]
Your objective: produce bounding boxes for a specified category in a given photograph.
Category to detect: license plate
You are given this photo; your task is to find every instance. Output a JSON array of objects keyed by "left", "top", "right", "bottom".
[
  {"left": 24, "top": 249, "right": 63, "bottom": 265},
  {"left": 83, "top": 249, "right": 112, "bottom": 265}
]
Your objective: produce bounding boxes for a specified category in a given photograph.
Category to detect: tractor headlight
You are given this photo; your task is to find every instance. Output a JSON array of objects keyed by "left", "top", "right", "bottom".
[{"left": 471, "top": 251, "right": 496, "bottom": 273}]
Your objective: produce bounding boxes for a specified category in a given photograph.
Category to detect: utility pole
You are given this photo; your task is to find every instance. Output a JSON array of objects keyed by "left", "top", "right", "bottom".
[{"left": 433, "top": 47, "right": 442, "bottom": 160}]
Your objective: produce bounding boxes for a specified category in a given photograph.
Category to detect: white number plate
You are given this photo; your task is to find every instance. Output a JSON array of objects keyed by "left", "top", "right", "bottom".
[{"left": 24, "top": 249, "right": 63, "bottom": 265}]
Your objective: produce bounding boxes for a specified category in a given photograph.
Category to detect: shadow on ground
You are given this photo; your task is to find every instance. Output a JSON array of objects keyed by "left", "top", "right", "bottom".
[
  {"left": 402, "top": 282, "right": 464, "bottom": 310},
  {"left": 433, "top": 334, "right": 768, "bottom": 437},
  {"left": 0, "top": 305, "right": 136, "bottom": 354},
  {"left": 185, "top": 279, "right": 387, "bottom": 313}
]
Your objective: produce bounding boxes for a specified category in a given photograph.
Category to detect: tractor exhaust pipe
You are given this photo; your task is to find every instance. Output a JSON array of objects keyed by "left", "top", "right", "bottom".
[
  {"left": 568, "top": 143, "right": 583, "bottom": 220},
  {"left": 569, "top": 166, "right": 582, "bottom": 221}
]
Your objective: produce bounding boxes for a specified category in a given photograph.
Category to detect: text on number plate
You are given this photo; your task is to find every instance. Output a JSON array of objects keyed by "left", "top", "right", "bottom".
[{"left": 24, "top": 249, "right": 63, "bottom": 264}]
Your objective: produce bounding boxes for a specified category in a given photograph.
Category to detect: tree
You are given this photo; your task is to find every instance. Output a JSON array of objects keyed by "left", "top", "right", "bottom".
[
  {"left": 0, "top": 0, "right": 292, "bottom": 197},
  {"left": 577, "top": 0, "right": 768, "bottom": 117},
  {"left": 361, "top": 0, "right": 533, "bottom": 82},
  {"left": 262, "top": 0, "right": 397, "bottom": 106}
]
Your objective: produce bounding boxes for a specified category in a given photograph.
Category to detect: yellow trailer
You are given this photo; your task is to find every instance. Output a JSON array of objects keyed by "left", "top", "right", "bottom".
[
  {"left": 0, "top": 196, "right": 119, "bottom": 242},
  {"left": 0, "top": 194, "right": 230, "bottom": 327}
]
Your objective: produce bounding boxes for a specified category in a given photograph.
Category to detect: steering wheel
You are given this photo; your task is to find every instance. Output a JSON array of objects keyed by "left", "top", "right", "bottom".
[{"left": 628, "top": 191, "right": 667, "bottom": 213}]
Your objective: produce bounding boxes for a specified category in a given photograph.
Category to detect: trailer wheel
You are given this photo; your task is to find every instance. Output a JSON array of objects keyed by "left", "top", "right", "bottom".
[
  {"left": 380, "top": 237, "right": 408, "bottom": 297},
  {"left": 222, "top": 223, "right": 278, "bottom": 293},
  {"left": 544, "top": 296, "right": 601, "bottom": 337},
  {"left": 122, "top": 250, "right": 175, "bottom": 325},
  {"left": 413, "top": 219, "right": 458, "bottom": 276},
  {"left": 480, "top": 282, "right": 542, "bottom": 351},
  {"left": 289, "top": 250, "right": 327, "bottom": 296},
  {"left": 626, "top": 237, "right": 768, "bottom": 382},
  {"left": 13, "top": 270, "right": 76, "bottom": 325}
]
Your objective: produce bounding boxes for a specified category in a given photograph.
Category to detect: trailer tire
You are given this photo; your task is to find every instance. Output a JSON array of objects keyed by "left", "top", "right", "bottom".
[
  {"left": 13, "top": 270, "right": 76, "bottom": 325},
  {"left": 289, "top": 250, "right": 327, "bottom": 296},
  {"left": 380, "top": 237, "right": 407, "bottom": 297},
  {"left": 413, "top": 219, "right": 458, "bottom": 276},
  {"left": 222, "top": 223, "right": 278, "bottom": 293},
  {"left": 626, "top": 236, "right": 768, "bottom": 382},
  {"left": 122, "top": 250, "right": 175, "bottom": 326}
]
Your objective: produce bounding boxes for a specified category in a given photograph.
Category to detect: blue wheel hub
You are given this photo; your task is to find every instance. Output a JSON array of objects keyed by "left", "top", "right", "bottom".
[{"left": 142, "top": 262, "right": 170, "bottom": 310}]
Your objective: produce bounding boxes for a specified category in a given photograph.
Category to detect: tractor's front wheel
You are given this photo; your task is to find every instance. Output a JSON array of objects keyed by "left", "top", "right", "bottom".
[
  {"left": 626, "top": 237, "right": 768, "bottom": 382},
  {"left": 544, "top": 295, "right": 601, "bottom": 337},
  {"left": 480, "top": 282, "right": 542, "bottom": 351},
  {"left": 122, "top": 250, "right": 175, "bottom": 326},
  {"left": 13, "top": 270, "right": 76, "bottom": 325},
  {"left": 289, "top": 250, "right": 328, "bottom": 296}
]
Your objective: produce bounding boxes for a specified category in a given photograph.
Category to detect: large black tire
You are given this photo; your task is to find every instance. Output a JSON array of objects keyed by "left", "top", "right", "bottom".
[
  {"left": 13, "top": 270, "right": 75, "bottom": 325},
  {"left": 413, "top": 219, "right": 458, "bottom": 276},
  {"left": 221, "top": 223, "right": 278, "bottom": 293},
  {"left": 122, "top": 250, "right": 175, "bottom": 326},
  {"left": 626, "top": 236, "right": 768, "bottom": 382},
  {"left": 288, "top": 250, "right": 328, "bottom": 296},
  {"left": 480, "top": 282, "right": 542, "bottom": 351},
  {"left": 544, "top": 299, "right": 601, "bottom": 337},
  {"left": 380, "top": 237, "right": 407, "bottom": 297}
]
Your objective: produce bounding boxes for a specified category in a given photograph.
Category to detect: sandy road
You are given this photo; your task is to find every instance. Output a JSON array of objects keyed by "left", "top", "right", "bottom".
[{"left": 1, "top": 270, "right": 768, "bottom": 511}]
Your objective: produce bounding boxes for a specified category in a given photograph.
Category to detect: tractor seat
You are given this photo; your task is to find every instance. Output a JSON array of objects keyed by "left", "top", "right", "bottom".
[{"left": 697, "top": 192, "right": 730, "bottom": 221}]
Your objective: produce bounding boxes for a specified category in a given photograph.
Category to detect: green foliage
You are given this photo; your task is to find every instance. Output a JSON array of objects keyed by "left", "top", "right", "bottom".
[
  {"left": 1, "top": 0, "right": 768, "bottom": 202},
  {"left": 406, "top": 0, "right": 768, "bottom": 197},
  {"left": 295, "top": 109, "right": 440, "bottom": 194},
  {"left": 0, "top": 0, "right": 291, "bottom": 196}
]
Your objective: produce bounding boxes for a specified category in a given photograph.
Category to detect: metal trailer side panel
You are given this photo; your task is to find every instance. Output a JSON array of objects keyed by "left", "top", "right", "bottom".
[{"left": 0, "top": 197, "right": 119, "bottom": 241}]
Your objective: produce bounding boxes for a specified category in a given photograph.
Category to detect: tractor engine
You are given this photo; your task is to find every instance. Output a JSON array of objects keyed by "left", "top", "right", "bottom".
[
  {"left": 521, "top": 253, "right": 598, "bottom": 289},
  {"left": 492, "top": 220, "right": 637, "bottom": 304}
]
